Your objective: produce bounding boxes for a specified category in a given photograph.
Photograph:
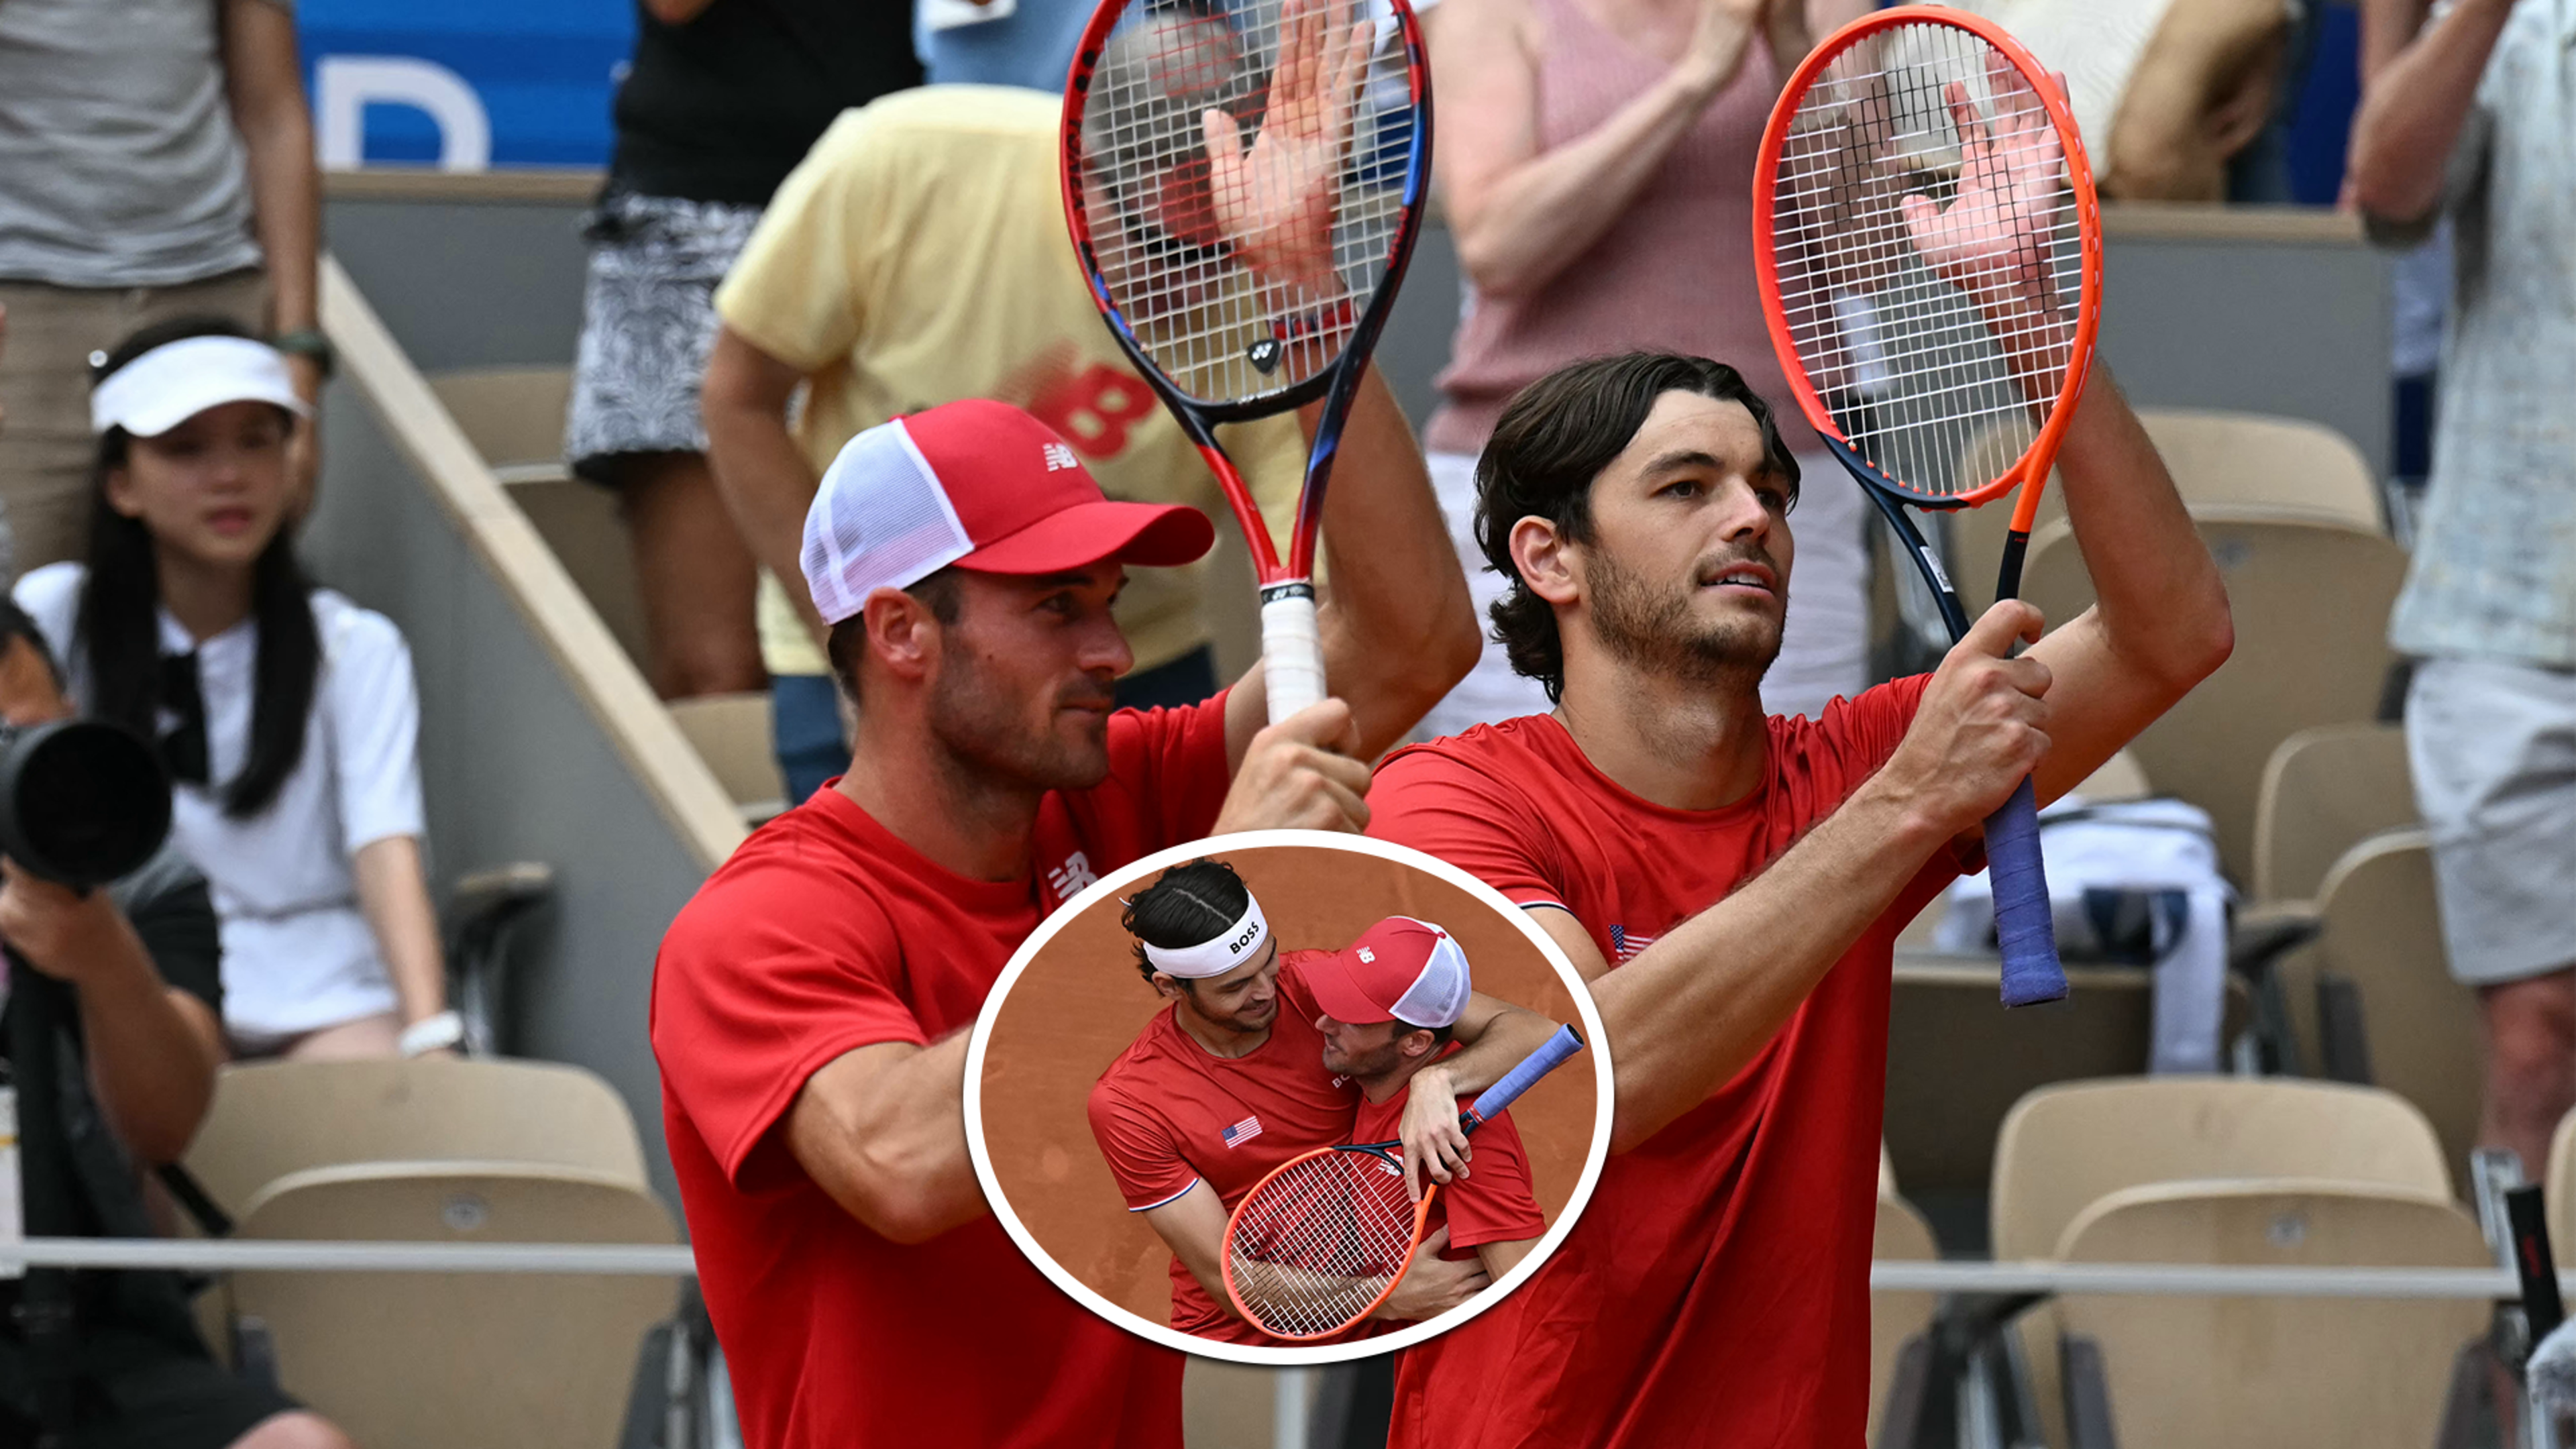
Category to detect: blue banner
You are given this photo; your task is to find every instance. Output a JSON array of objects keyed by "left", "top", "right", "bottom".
[{"left": 299, "top": 0, "right": 635, "bottom": 169}]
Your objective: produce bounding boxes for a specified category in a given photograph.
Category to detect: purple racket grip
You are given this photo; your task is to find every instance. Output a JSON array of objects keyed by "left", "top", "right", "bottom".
[
  {"left": 1464, "top": 1025, "right": 1584, "bottom": 1131},
  {"left": 1986, "top": 775, "right": 2066, "bottom": 1006}
]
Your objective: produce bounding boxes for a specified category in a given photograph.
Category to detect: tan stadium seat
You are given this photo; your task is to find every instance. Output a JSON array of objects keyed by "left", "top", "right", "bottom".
[
  {"left": 229, "top": 1161, "right": 679, "bottom": 1449},
  {"left": 427, "top": 366, "right": 576, "bottom": 480},
  {"left": 2301, "top": 830, "right": 2482, "bottom": 1197},
  {"left": 426, "top": 366, "right": 651, "bottom": 673},
  {"left": 182, "top": 1057, "right": 650, "bottom": 1219},
  {"left": 1871, "top": 1189, "right": 1940, "bottom": 1448},
  {"left": 1883, "top": 959, "right": 2250, "bottom": 1197},
  {"left": 2252, "top": 724, "right": 2415, "bottom": 906},
  {"left": 667, "top": 691, "right": 790, "bottom": 822},
  {"left": 1990, "top": 1077, "right": 2452, "bottom": 1448},
  {"left": 1949, "top": 409, "right": 2383, "bottom": 619},
  {"left": 2542, "top": 1110, "right": 2576, "bottom": 1256},
  {"left": 2055, "top": 1181, "right": 2487, "bottom": 1449},
  {"left": 2021, "top": 508, "right": 2408, "bottom": 886}
]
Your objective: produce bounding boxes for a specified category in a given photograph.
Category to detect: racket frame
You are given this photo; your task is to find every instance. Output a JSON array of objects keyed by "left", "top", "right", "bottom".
[
  {"left": 1751, "top": 5, "right": 2104, "bottom": 1008},
  {"left": 1750, "top": 3, "right": 2104, "bottom": 565},
  {"left": 1060, "top": 0, "right": 1435, "bottom": 717},
  {"left": 1218, "top": 1024, "right": 1581, "bottom": 1342}
]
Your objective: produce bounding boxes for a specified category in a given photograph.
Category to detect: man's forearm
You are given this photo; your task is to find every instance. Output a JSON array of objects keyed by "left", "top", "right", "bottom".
[
  {"left": 2347, "top": 0, "right": 2514, "bottom": 220},
  {"left": 1591, "top": 781, "right": 1945, "bottom": 1149},
  {"left": 1308, "top": 368, "right": 1477, "bottom": 757},
  {"left": 74, "top": 933, "right": 221, "bottom": 1165},
  {"left": 703, "top": 398, "right": 829, "bottom": 640},
  {"left": 2047, "top": 370, "right": 2231, "bottom": 688},
  {"left": 1424, "top": 998, "right": 1557, "bottom": 1099}
]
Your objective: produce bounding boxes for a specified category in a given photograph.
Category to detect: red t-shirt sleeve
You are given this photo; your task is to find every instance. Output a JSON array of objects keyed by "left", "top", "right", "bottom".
[
  {"left": 1442, "top": 1108, "right": 1546, "bottom": 1250},
  {"left": 1088, "top": 1075, "right": 1203, "bottom": 1212},
  {"left": 1366, "top": 746, "right": 1567, "bottom": 911},
  {"left": 651, "top": 858, "right": 928, "bottom": 1190},
  {"left": 1104, "top": 690, "right": 1235, "bottom": 850},
  {"left": 1814, "top": 673, "right": 1980, "bottom": 916}
]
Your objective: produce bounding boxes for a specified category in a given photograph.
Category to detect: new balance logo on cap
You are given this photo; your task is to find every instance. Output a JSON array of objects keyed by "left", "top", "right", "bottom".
[{"left": 1042, "top": 441, "right": 1080, "bottom": 472}]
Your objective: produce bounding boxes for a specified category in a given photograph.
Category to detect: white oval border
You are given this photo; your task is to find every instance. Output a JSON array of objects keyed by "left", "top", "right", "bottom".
[{"left": 963, "top": 827, "right": 1613, "bottom": 1366}]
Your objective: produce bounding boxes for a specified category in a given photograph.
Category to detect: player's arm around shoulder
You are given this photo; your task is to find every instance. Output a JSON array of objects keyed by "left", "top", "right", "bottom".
[
  {"left": 785, "top": 1033, "right": 985, "bottom": 1245},
  {"left": 2019, "top": 369, "right": 2235, "bottom": 806}
]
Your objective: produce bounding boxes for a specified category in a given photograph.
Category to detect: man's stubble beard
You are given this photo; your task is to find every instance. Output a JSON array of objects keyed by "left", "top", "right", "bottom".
[
  {"left": 923, "top": 645, "right": 1116, "bottom": 797},
  {"left": 1585, "top": 543, "right": 1783, "bottom": 694}
]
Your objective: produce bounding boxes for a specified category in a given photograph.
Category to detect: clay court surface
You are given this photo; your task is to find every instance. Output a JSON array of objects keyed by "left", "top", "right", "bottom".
[{"left": 977, "top": 842, "right": 1600, "bottom": 1329}]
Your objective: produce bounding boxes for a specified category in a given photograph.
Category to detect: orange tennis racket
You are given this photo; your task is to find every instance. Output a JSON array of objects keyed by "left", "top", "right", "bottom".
[
  {"left": 1754, "top": 7, "right": 2103, "bottom": 1008},
  {"left": 1220, "top": 1024, "right": 1580, "bottom": 1341}
]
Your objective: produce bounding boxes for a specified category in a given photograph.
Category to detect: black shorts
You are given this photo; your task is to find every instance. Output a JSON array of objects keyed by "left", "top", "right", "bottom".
[{"left": 0, "top": 1321, "right": 301, "bottom": 1449}]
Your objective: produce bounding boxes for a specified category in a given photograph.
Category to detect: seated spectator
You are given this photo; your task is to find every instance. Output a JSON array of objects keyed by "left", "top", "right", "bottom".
[
  {"left": 11, "top": 320, "right": 460, "bottom": 1061},
  {"left": 0, "top": 600, "right": 351, "bottom": 1449},
  {"left": 0, "top": 0, "right": 323, "bottom": 577}
]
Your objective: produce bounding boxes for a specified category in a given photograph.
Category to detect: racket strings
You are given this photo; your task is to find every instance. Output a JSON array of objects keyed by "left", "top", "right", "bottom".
[
  {"left": 1074, "top": 0, "right": 1417, "bottom": 407},
  {"left": 1769, "top": 21, "right": 2086, "bottom": 500},
  {"left": 1228, "top": 1148, "right": 1416, "bottom": 1338}
]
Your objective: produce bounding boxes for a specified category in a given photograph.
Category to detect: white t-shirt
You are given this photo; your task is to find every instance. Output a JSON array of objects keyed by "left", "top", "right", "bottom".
[{"left": 14, "top": 562, "right": 425, "bottom": 1036}]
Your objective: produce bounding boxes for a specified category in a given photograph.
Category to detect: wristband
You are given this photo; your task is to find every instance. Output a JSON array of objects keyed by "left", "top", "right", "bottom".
[
  {"left": 270, "top": 328, "right": 336, "bottom": 381},
  {"left": 398, "top": 1010, "right": 464, "bottom": 1058}
]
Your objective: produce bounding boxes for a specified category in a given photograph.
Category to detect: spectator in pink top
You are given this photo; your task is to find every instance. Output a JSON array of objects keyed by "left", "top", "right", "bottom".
[{"left": 1418, "top": 0, "right": 1878, "bottom": 739}]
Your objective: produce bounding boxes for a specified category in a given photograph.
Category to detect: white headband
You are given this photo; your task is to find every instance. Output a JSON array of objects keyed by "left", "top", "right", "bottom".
[
  {"left": 1142, "top": 892, "right": 1272, "bottom": 980},
  {"left": 91, "top": 335, "right": 311, "bottom": 439}
]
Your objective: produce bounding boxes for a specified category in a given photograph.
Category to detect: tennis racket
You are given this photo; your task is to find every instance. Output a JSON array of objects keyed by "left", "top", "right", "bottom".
[
  {"left": 1220, "top": 1023, "right": 1581, "bottom": 1341},
  {"left": 1063, "top": 0, "right": 1431, "bottom": 721},
  {"left": 1754, "top": 7, "right": 2103, "bottom": 1008}
]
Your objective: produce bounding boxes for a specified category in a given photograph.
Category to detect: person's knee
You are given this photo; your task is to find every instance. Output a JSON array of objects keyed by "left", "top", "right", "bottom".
[
  {"left": 2483, "top": 971, "right": 2576, "bottom": 1099},
  {"left": 231, "top": 1409, "right": 355, "bottom": 1449}
]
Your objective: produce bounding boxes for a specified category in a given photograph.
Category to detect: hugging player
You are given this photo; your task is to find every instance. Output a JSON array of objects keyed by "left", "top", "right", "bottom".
[
  {"left": 1364, "top": 358, "right": 2230, "bottom": 1439},
  {"left": 1089, "top": 861, "right": 1548, "bottom": 1342}
]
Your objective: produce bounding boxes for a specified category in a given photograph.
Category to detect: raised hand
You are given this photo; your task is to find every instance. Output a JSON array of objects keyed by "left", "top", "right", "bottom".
[
  {"left": 1201, "top": 0, "right": 1371, "bottom": 290},
  {"left": 1900, "top": 53, "right": 2076, "bottom": 388}
]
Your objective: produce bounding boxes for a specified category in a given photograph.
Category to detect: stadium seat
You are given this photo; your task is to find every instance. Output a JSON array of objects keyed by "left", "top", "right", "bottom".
[
  {"left": 1883, "top": 959, "right": 2251, "bottom": 1198},
  {"left": 2021, "top": 508, "right": 2408, "bottom": 886},
  {"left": 2054, "top": 1181, "right": 2487, "bottom": 1449},
  {"left": 1948, "top": 409, "right": 2383, "bottom": 617},
  {"left": 182, "top": 1057, "right": 651, "bottom": 1218},
  {"left": 1990, "top": 1077, "right": 2453, "bottom": 1448},
  {"left": 1872, "top": 1189, "right": 1940, "bottom": 1448},
  {"left": 2300, "top": 830, "right": 2482, "bottom": 1197},
  {"left": 2251, "top": 724, "right": 2415, "bottom": 906},
  {"left": 227, "top": 1161, "right": 679, "bottom": 1449},
  {"left": 2541, "top": 1110, "right": 2576, "bottom": 1257},
  {"left": 667, "top": 691, "right": 791, "bottom": 822},
  {"left": 426, "top": 366, "right": 576, "bottom": 482}
]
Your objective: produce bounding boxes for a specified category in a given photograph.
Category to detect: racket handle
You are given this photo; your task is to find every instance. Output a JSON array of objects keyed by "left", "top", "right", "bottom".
[
  {"left": 1464, "top": 1025, "right": 1584, "bottom": 1130},
  {"left": 1988, "top": 775, "right": 2067, "bottom": 1007},
  {"left": 1259, "top": 584, "right": 1325, "bottom": 725}
]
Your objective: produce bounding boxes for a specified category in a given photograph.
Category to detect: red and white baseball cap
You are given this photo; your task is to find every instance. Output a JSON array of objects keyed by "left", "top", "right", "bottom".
[
  {"left": 800, "top": 398, "right": 1216, "bottom": 626},
  {"left": 1305, "top": 916, "right": 1472, "bottom": 1031}
]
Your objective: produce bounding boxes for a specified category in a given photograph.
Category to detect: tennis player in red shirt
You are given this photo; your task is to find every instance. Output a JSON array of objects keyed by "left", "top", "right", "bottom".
[
  {"left": 1365, "top": 341, "right": 2233, "bottom": 1443},
  {"left": 650, "top": 382, "right": 1474, "bottom": 1447},
  {"left": 1089, "top": 865, "right": 1546, "bottom": 1341}
]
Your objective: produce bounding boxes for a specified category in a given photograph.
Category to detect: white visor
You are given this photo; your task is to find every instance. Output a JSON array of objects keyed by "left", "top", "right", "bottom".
[
  {"left": 91, "top": 336, "right": 311, "bottom": 439},
  {"left": 1142, "top": 892, "right": 1272, "bottom": 980}
]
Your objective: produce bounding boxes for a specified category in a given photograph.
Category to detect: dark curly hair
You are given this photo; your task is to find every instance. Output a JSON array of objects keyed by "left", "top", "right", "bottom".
[
  {"left": 1474, "top": 354, "right": 1801, "bottom": 704},
  {"left": 1122, "top": 859, "right": 1252, "bottom": 985}
]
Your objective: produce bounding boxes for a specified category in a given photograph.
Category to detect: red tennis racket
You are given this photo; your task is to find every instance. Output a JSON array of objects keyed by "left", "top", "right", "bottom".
[
  {"left": 1063, "top": 0, "right": 1432, "bottom": 721},
  {"left": 1220, "top": 1024, "right": 1581, "bottom": 1341},
  {"left": 1754, "top": 7, "right": 2104, "bottom": 1008}
]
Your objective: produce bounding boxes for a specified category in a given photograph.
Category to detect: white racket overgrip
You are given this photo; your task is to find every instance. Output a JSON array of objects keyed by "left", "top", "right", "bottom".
[{"left": 1258, "top": 584, "right": 1325, "bottom": 724}]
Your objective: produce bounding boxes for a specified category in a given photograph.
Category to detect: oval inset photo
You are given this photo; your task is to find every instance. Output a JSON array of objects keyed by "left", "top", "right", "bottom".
[{"left": 965, "top": 830, "right": 1609, "bottom": 1365}]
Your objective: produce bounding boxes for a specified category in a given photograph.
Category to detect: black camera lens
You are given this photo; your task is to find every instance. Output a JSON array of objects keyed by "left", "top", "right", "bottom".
[{"left": 0, "top": 720, "right": 172, "bottom": 889}]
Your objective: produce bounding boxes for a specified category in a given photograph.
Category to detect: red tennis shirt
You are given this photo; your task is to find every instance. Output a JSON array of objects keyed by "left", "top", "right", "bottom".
[
  {"left": 1089, "top": 955, "right": 1362, "bottom": 1341},
  {"left": 1365, "top": 678, "right": 1956, "bottom": 1448},
  {"left": 652, "top": 696, "right": 1233, "bottom": 1449},
  {"left": 1350, "top": 1051, "right": 1547, "bottom": 1269}
]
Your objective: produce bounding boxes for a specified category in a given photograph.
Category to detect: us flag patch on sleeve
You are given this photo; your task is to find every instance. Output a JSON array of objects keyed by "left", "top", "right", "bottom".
[
  {"left": 1609, "top": 924, "right": 1659, "bottom": 963},
  {"left": 1220, "top": 1116, "right": 1263, "bottom": 1148}
]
